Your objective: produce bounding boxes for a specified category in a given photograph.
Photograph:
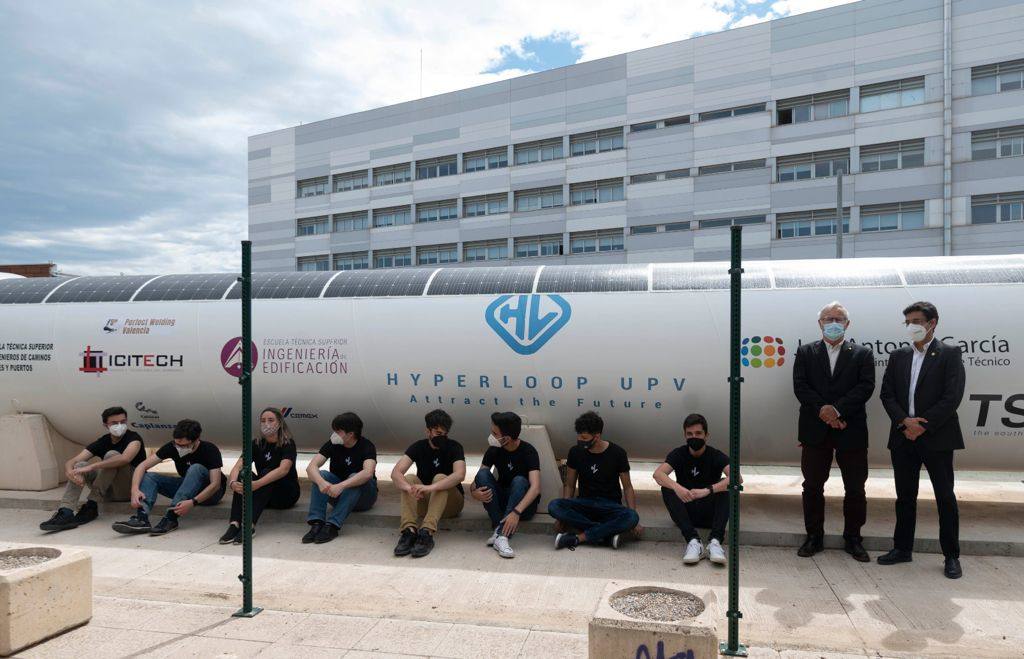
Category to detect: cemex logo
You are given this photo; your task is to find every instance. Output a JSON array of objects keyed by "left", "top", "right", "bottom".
[
  {"left": 486, "top": 294, "right": 571, "bottom": 356},
  {"left": 280, "top": 406, "right": 318, "bottom": 420},
  {"left": 741, "top": 335, "right": 786, "bottom": 368},
  {"left": 221, "top": 337, "right": 258, "bottom": 377}
]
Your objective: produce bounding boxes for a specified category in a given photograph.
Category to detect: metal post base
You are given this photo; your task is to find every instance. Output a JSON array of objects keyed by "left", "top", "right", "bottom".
[
  {"left": 719, "top": 642, "right": 748, "bottom": 656},
  {"left": 232, "top": 607, "right": 263, "bottom": 618}
]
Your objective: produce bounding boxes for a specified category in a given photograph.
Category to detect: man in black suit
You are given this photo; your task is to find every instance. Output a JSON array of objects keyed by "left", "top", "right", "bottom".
[
  {"left": 878, "top": 301, "right": 966, "bottom": 579},
  {"left": 793, "top": 301, "right": 876, "bottom": 562}
]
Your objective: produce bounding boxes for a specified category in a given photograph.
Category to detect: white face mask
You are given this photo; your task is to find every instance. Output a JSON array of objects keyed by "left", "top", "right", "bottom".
[
  {"left": 487, "top": 434, "right": 502, "bottom": 448},
  {"left": 906, "top": 323, "right": 929, "bottom": 343},
  {"left": 260, "top": 423, "right": 278, "bottom": 437},
  {"left": 109, "top": 423, "right": 128, "bottom": 438},
  {"left": 330, "top": 432, "right": 344, "bottom": 445},
  {"left": 175, "top": 443, "right": 194, "bottom": 458}
]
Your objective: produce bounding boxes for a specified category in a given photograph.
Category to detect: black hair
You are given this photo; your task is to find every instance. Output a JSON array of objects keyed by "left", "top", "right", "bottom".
[
  {"left": 683, "top": 413, "right": 709, "bottom": 434},
  {"left": 172, "top": 419, "right": 202, "bottom": 442},
  {"left": 903, "top": 301, "right": 938, "bottom": 323},
  {"left": 425, "top": 409, "right": 453, "bottom": 432},
  {"left": 101, "top": 406, "right": 127, "bottom": 424},
  {"left": 490, "top": 411, "right": 522, "bottom": 440},
  {"left": 575, "top": 411, "right": 604, "bottom": 435},
  {"left": 332, "top": 412, "right": 364, "bottom": 437}
]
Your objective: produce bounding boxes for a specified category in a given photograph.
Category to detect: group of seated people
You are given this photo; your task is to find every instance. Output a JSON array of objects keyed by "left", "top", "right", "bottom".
[{"left": 39, "top": 405, "right": 736, "bottom": 565}]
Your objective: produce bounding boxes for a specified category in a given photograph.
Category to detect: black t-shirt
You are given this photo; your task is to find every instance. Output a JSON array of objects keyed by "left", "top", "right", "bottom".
[
  {"left": 404, "top": 437, "right": 466, "bottom": 494},
  {"left": 252, "top": 438, "right": 298, "bottom": 482},
  {"left": 86, "top": 431, "right": 146, "bottom": 469},
  {"left": 567, "top": 441, "right": 630, "bottom": 503},
  {"left": 317, "top": 436, "right": 377, "bottom": 482},
  {"left": 665, "top": 445, "right": 729, "bottom": 490},
  {"left": 156, "top": 440, "right": 224, "bottom": 478},
  {"left": 482, "top": 440, "right": 540, "bottom": 489}
]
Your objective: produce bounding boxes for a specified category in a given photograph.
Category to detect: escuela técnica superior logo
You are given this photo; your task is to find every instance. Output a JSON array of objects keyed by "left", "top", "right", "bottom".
[
  {"left": 220, "top": 337, "right": 259, "bottom": 377},
  {"left": 486, "top": 294, "right": 571, "bottom": 356},
  {"left": 741, "top": 335, "right": 786, "bottom": 368}
]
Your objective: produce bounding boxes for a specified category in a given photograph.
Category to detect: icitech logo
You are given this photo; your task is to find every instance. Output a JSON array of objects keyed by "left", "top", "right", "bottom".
[
  {"left": 486, "top": 294, "right": 571, "bottom": 356},
  {"left": 221, "top": 337, "right": 258, "bottom": 377}
]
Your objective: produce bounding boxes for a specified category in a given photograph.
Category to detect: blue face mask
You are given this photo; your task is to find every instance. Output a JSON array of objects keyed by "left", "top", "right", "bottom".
[{"left": 822, "top": 322, "right": 846, "bottom": 341}]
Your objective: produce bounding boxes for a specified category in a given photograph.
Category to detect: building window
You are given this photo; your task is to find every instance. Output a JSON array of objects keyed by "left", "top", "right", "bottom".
[
  {"left": 570, "top": 229, "right": 624, "bottom": 254},
  {"left": 513, "top": 138, "right": 563, "bottom": 165},
  {"left": 629, "top": 115, "right": 690, "bottom": 132},
  {"left": 859, "top": 77, "right": 925, "bottom": 112},
  {"left": 698, "top": 103, "right": 766, "bottom": 121},
  {"left": 569, "top": 128, "right": 624, "bottom": 156},
  {"left": 373, "top": 163, "right": 412, "bottom": 186},
  {"left": 776, "top": 209, "right": 850, "bottom": 239},
  {"left": 630, "top": 225, "right": 658, "bottom": 235},
  {"left": 860, "top": 202, "right": 925, "bottom": 232},
  {"left": 514, "top": 234, "right": 563, "bottom": 258},
  {"left": 698, "top": 215, "right": 766, "bottom": 230},
  {"left": 417, "top": 244, "right": 458, "bottom": 265},
  {"left": 372, "top": 206, "right": 412, "bottom": 228},
  {"left": 570, "top": 179, "right": 625, "bottom": 205},
  {"left": 463, "top": 147, "right": 508, "bottom": 172},
  {"left": 416, "top": 155, "right": 457, "bottom": 180},
  {"left": 972, "top": 126, "right": 1024, "bottom": 160},
  {"left": 373, "top": 248, "right": 412, "bottom": 268},
  {"left": 334, "top": 251, "right": 369, "bottom": 270},
  {"left": 698, "top": 159, "right": 766, "bottom": 176},
  {"left": 860, "top": 139, "right": 925, "bottom": 172},
  {"left": 463, "top": 239, "right": 508, "bottom": 262},
  {"left": 776, "top": 90, "right": 849, "bottom": 125},
  {"left": 630, "top": 169, "right": 690, "bottom": 184},
  {"left": 971, "top": 59, "right": 1024, "bottom": 96},
  {"left": 463, "top": 193, "right": 509, "bottom": 217},
  {"left": 416, "top": 200, "right": 458, "bottom": 223},
  {"left": 333, "top": 170, "right": 368, "bottom": 192},
  {"left": 665, "top": 221, "right": 691, "bottom": 232},
  {"left": 777, "top": 150, "right": 850, "bottom": 182},
  {"left": 297, "top": 255, "right": 330, "bottom": 271},
  {"left": 514, "top": 186, "right": 563, "bottom": 212},
  {"left": 971, "top": 192, "right": 1024, "bottom": 224},
  {"left": 333, "top": 211, "right": 370, "bottom": 232},
  {"left": 296, "top": 216, "right": 330, "bottom": 236},
  {"left": 296, "top": 177, "right": 328, "bottom": 198}
]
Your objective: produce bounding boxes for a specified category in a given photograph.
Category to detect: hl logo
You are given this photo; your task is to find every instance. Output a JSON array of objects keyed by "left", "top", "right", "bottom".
[{"left": 486, "top": 294, "right": 571, "bottom": 356}]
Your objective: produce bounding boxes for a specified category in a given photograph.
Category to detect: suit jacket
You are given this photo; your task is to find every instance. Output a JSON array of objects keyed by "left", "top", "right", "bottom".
[
  {"left": 792, "top": 339, "right": 876, "bottom": 450},
  {"left": 879, "top": 338, "right": 966, "bottom": 452}
]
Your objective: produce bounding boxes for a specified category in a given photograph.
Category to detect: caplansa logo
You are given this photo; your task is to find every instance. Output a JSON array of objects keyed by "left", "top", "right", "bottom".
[
  {"left": 741, "top": 335, "right": 786, "bottom": 368},
  {"left": 486, "top": 294, "right": 571, "bottom": 356},
  {"left": 221, "top": 337, "right": 259, "bottom": 377}
]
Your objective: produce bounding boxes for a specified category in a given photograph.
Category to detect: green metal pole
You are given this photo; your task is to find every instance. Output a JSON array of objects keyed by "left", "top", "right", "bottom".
[
  {"left": 720, "top": 225, "right": 746, "bottom": 656},
  {"left": 233, "top": 240, "right": 261, "bottom": 618}
]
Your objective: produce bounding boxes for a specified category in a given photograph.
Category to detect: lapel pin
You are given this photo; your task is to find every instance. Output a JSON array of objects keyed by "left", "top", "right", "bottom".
[{"left": 930, "top": 352, "right": 936, "bottom": 356}]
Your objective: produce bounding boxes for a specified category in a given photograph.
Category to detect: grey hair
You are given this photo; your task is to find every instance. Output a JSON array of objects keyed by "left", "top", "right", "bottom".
[{"left": 818, "top": 301, "right": 849, "bottom": 320}]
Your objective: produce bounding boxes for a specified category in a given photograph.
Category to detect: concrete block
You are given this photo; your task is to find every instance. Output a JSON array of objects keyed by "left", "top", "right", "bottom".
[
  {"left": 589, "top": 581, "right": 719, "bottom": 659},
  {"left": 0, "top": 414, "right": 82, "bottom": 491},
  {"left": 0, "top": 546, "right": 92, "bottom": 656}
]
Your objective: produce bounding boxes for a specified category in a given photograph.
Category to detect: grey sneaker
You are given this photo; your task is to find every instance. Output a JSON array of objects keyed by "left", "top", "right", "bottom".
[{"left": 555, "top": 532, "right": 579, "bottom": 551}]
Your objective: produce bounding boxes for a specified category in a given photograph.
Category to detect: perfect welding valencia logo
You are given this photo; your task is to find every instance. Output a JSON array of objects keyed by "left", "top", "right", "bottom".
[
  {"left": 486, "top": 294, "right": 571, "bottom": 356},
  {"left": 741, "top": 335, "right": 786, "bottom": 368}
]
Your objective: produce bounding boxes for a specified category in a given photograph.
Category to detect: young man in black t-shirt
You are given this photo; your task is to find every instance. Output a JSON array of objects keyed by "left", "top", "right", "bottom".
[
  {"left": 302, "top": 412, "right": 378, "bottom": 544},
  {"left": 469, "top": 411, "right": 541, "bottom": 558},
  {"left": 550, "top": 411, "right": 641, "bottom": 551},
  {"left": 112, "top": 419, "right": 225, "bottom": 536},
  {"left": 40, "top": 405, "right": 145, "bottom": 532},
  {"left": 391, "top": 409, "right": 466, "bottom": 558},
  {"left": 653, "top": 413, "right": 739, "bottom": 565}
]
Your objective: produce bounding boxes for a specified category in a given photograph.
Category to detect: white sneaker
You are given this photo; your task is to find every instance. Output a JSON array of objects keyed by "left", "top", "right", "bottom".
[
  {"left": 486, "top": 528, "right": 499, "bottom": 547},
  {"left": 493, "top": 534, "right": 515, "bottom": 558},
  {"left": 683, "top": 538, "right": 704, "bottom": 564},
  {"left": 708, "top": 538, "right": 727, "bottom": 565}
]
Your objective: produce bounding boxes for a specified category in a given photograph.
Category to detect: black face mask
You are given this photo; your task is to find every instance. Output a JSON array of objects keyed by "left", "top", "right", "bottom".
[
  {"left": 687, "top": 438, "right": 706, "bottom": 452},
  {"left": 431, "top": 434, "right": 448, "bottom": 445},
  {"left": 577, "top": 439, "right": 595, "bottom": 450}
]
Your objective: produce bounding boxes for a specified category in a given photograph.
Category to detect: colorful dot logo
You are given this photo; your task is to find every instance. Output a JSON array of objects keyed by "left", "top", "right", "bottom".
[{"left": 741, "top": 336, "right": 785, "bottom": 368}]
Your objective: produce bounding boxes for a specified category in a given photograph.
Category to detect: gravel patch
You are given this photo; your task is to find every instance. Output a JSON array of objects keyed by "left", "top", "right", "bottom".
[
  {"left": 0, "top": 554, "right": 55, "bottom": 571},
  {"left": 609, "top": 588, "right": 705, "bottom": 621}
]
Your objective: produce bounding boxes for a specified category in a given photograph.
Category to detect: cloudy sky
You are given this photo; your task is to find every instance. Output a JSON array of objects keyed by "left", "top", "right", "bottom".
[{"left": 0, "top": 0, "right": 854, "bottom": 275}]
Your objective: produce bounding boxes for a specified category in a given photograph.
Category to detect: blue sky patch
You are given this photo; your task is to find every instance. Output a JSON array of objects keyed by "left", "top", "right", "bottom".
[{"left": 484, "top": 33, "right": 583, "bottom": 74}]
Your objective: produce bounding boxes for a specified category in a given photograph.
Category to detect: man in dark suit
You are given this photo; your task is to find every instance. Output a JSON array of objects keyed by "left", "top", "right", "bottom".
[
  {"left": 878, "top": 301, "right": 966, "bottom": 579},
  {"left": 792, "top": 302, "right": 875, "bottom": 562}
]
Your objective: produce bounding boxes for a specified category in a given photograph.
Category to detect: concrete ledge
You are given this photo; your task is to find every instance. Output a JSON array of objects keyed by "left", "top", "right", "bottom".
[
  {"left": 0, "top": 414, "right": 81, "bottom": 491},
  {"left": 0, "top": 546, "right": 91, "bottom": 656}
]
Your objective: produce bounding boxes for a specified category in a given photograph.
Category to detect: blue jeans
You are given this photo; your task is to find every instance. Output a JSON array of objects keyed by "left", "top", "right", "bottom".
[
  {"left": 547, "top": 497, "right": 639, "bottom": 544},
  {"left": 307, "top": 470, "right": 378, "bottom": 528},
  {"left": 473, "top": 469, "right": 537, "bottom": 531},
  {"left": 139, "top": 465, "right": 225, "bottom": 516}
]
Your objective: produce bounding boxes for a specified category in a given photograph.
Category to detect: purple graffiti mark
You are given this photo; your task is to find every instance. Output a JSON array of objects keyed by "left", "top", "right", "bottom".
[{"left": 635, "top": 641, "right": 695, "bottom": 659}]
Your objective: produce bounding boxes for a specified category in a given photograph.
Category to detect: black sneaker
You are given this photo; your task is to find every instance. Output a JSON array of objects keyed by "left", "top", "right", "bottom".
[
  {"left": 149, "top": 515, "right": 179, "bottom": 536},
  {"left": 40, "top": 507, "right": 78, "bottom": 532},
  {"left": 877, "top": 548, "right": 913, "bottom": 565},
  {"left": 394, "top": 528, "right": 417, "bottom": 556},
  {"left": 233, "top": 526, "right": 255, "bottom": 545},
  {"left": 302, "top": 521, "right": 323, "bottom": 544},
  {"left": 314, "top": 524, "right": 339, "bottom": 544},
  {"left": 555, "top": 532, "right": 579, "bottom": 551},
  {"left": 410, "top": 528, "right": 434, "bottom": 558},
  {"left": 112, "top": 514, "right": 151, "bottom": 534},
  {"left": 219, "top": 525, "right": 241, "bottom": 544},
  {"left": 73, "top": 500, "right": 99, "bottom": 525}
]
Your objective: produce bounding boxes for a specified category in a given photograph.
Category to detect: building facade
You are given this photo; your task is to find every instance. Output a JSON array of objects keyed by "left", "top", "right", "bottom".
[{"left": 248, "top": 0, "right": 1024, "bottom": 272}]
